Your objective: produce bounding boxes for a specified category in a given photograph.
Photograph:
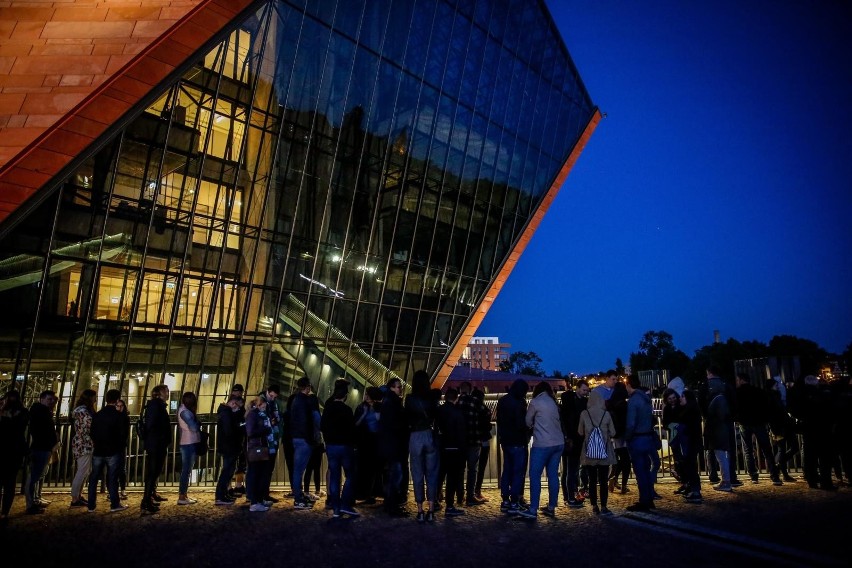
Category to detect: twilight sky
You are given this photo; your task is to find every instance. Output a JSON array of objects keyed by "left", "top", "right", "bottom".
[{"left": 477, "top": 0, "right": 852, "bottom": 375}]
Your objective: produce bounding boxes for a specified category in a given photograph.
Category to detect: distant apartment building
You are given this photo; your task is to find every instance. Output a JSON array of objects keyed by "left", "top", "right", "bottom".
[{"left": 459, "top": 337, "right": 511, "bottom": 371}]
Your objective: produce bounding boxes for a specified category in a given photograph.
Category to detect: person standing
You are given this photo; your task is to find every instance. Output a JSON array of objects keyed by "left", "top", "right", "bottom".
[
  {"left": 321, "top": 379, "right": 360, "bottom": 518},
  {"left": 436, "top": 387, "right": 466, "bottom": 517},
  {"left": 215, "top": 394, "right": 243, "bottom": 505},
  {"left": 594, "top": 371, "right": 618, "bottom": 401},
  {"left": 518, "top": 382, "right": 563, "bottom": 520},
  {"left": 379, "top": 377, "right": 409, "bottom": 516},
  {"left": 70, "top": 389, "right": 97, "bottom": 507},
  {"left": 141, "top": 384, "right": 170, "bottom": 514},
  {"left": 244, "top": 396, "right": 274, "bottom": 512},
  {"left": 766, "top": 377, "right": 798, "bottom": 482},
  {"left": 260, "top": 384, "right": 284, "bottom": 503},
  {"left": 87, "top": 388, "right": 129, "bottom": 512},
  {"left": 457, "top": 381, "right": 487, "bottom": 505},
  {"left": 25, "top": 390, "right": 59, "bottom": 515},
  {"left": 289, "top": 377, "right": 321, "bottom": 509},
  {"left": 353, "top": 386, "right": 382, "bottom": 504},
  {"left": 624, "top": 375, "right": 657, "bottom": 511},
  {"left": 472, "top": 388, "right": 493, "bottom": 503},
  {"left": 405, "top": 370, "right": 439, "bottom": 523},
  {"left": 607, "top": 381, "right": 632, "bottom": 495},
  {"left": 560, "top": 380, "right": 589, "bottom": 508},
  {"left": 496, "top": 379, "right": 530, "bottom": 514},
  {"left": 705, "top": 377, "right": 735, "bottom": 493},
  {"left": 0, "top": 390, "right": 29, "bottom": 519},
  {"left": 579, "top": 390, "right": 616, "bottom": 515},
  {"left": 228, "top": 384, "right": 248, "bottom": 498},
  {"left": 114, "top": 398, "right": 130, "bottom": 500},
  {"left": 734, "top": 373, "right": 782, "bottom": 485},
  {"left": 176, "top": 392, "right": 202, "bottom": 505}
]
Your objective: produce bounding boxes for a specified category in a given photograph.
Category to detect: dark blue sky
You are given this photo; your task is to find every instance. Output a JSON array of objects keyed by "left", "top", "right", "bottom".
[{"left": 478, "top": 1, "right": 852, "bottom": 375}]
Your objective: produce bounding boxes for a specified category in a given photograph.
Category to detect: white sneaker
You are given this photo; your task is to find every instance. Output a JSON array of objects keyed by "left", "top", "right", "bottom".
[
  {"left": 177, "top": 497, "right": 198, "bottom": 505},
  {"left": 110, "top": 504, "right": 129, "bottom": 513},
  {"left": 249, "top": 503, "right": 269, "bottom": 512}
]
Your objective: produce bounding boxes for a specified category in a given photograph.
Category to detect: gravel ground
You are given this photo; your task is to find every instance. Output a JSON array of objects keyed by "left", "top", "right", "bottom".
[{"left": 2, "top": 477, "right": 849, "bottom": 568}]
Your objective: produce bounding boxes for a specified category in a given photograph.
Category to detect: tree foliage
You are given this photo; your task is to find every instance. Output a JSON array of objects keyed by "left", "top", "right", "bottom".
[
  {"left": 499, "top": 351, "right": 545, "bottom": 376},
  {"left": 629, "top": 330, "right": 691, "bottom": 378}
]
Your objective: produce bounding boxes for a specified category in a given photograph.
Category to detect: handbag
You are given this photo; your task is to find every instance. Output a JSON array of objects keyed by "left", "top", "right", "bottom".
[
  {"left": 247, "top": 446, "right": 270, "bottom": 462},
  {"left": 195, "top": 430, "right": 209, "bottom": 454}
]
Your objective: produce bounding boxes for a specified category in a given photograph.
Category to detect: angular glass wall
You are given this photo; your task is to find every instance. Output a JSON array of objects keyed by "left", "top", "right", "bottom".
[{"left": 0, "top": 0, "right": 595, "bottom": 415}]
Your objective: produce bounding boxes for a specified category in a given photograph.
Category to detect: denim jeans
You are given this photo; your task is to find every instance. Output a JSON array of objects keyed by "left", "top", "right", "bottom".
[
  {"left": 740, "top": 424, "right": 779, "bottom": 478},
  {"left": 246, "top": 458, "right": 273, "bottom": 505},
  {"left": 216, "top": 453, "right": 238, "bottom": 500},
  {"left": 326, "top": 444, "right": 356, "bottom": 513},
  {"left": 291, "top": 438, "right": 313, "bottom": 502},
  {"left": 88, "top": 453, "right": 122, "bottom": 509},
  {"left": 26, "top": 449, "right": 51, "bottom": 508},
  {"left": 442, "top": 448, "right": 465, "bottom": 506},
  {"left": 715, "top": 449, "right": 731, "bottom": 485},
  {"left": 384, "top": 459, "right": 405, "bottom": 510},
  {"left": 464, "top": 445, "right": 480, "bottom": 499},
  {"left": 528, "top": 444, "right": 563, "bottom": 512},
  {"left": 501, "top": 444, "right": 528, "bottom": 503},
  {"left": 179, "top": 443, "right": 197, "bottom": 494},
  {"left": 628, "top": 435, "right": 657, "bottom": 504},
  {"left": 409, "top": 430, "right": 439, "bottom": 504}
]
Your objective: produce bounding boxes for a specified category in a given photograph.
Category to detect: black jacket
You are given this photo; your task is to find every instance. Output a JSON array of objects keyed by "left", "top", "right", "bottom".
[
  {"left": 91, "top": 405, "right": 128, "bottom": 457},
  {"left": 142, "top": 398, "right": 171, "bottom": 451},
  {"left": 496, "top": 379, "right": 530, "bottom": 447},
  {"left": 28, "top": 402, "right": 58, "bottom": 451},
  {"left": 435, "top": 402, "right": 466, "bottom": 450},
  {"left": 216, "top": 403, "right": 243, "bottom": 456},
  {"left": 321, "top": 399, "right": 356, "bottom": 446}
]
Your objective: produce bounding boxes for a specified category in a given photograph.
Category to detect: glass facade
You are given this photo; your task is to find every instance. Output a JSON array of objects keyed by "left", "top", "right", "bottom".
[{"left": 0, "top": 0, "right": 595, "bottom": 416}]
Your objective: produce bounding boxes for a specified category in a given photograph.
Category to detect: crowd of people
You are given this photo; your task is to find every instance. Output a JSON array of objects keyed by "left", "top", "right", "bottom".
[{"left": 0, "top": 365, "right": 850, "bottom": 522}]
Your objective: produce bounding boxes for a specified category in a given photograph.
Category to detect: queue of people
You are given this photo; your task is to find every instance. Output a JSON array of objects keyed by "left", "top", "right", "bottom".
[{"left": 1, "top": 367, "right": 849, "bottom": 521}]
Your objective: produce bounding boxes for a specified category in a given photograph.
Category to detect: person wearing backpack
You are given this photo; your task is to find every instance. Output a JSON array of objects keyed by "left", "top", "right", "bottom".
[{"left": 578, "top": 390, "right": 617, "bottom": 515}]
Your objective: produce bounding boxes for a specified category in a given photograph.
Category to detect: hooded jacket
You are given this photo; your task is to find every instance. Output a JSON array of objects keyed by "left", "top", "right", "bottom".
[{"left": 496, "top": 379, "right": 530, "bottom": 447}]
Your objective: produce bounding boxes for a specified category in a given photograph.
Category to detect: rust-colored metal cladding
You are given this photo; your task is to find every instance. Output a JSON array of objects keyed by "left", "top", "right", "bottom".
[
  {"left": 0, "top": 0, "right": 257, "bottom": 224},
  {"left": 434, "top": 109, "right": 603, "bottom": 390}
]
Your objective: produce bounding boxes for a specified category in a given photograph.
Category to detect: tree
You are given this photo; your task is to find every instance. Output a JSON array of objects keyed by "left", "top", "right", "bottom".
[
  {"left": 499, "top": 351, "right": 545, "bottom": 376},
  {"left": 768, "top": 335, "right": 829, "bottom": 376},
  {"left": 629, "top": 330, "right": 690, "bottom": 377},
  {"left": 687, "top": 338, "right": 768, "bottom": 387},
  {"left": 615, "top": 357, "right": 625, "bottom": 376}
]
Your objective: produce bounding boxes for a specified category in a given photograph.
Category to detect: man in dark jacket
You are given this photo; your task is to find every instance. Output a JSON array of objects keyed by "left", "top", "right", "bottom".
[
  {"left": 379, "top": 377, "right": 409, "bottom": 516},
  {"left": 214, "top": 394, "right": 243, "bottom": 505},
  {"left": 496, "top": 378, "right": 529, "bottom": 514},
  {"left": 436, "top": 388, "right": 466, "bottom": 516},
  {"left": 735, "top": 373, "right": 782, "bottom": 485},
  {"left": 289, "top": 377, "right": 321, "bottom": 509},
  {"left": 88, "top": 389, "right": 129, "bottom": 512},
  {"left": 321, "top": 379, "right": 359, "bottom": 518},
  {"left": 457, "top": 381, "right": 489, "bottom": 505},
  {"left": 141, "top": 384, "right": 171, "bottom": 513},
  {"left": 560, "top": 380, "right": 589, "bottom": 507},
  {"left": 25, "top": 390, "right": 58, "bottom": 514}
]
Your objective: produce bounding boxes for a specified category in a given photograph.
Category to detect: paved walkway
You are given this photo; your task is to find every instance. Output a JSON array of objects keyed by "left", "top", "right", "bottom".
[{"left": 2, "top": 477, "right": 848, "bottom": 567}]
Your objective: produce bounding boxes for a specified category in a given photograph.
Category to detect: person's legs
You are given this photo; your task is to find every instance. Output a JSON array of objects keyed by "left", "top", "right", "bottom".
[
  {"left": 71, "top": 453, "right": 92, "bottom": 502},
  {"left": 599, "top": 465, "right": 610, "bottom": 509},
  {"left": 216, "top": 454, "right": 238, "bottom": 501},
  {"left": 424, "top": 436, "right": 439, "bottom": 507},
  {"left": 475, "top": 441, "right": 489, "bottom": 497},
  {"left": 527, "top": 446, "right": 546, "bottom": 513},
  {"left": 340, "top": 446, "right": 357, "bottom": 509},
  {"left": 715, "top": 449, "right": 731, "bottom": 486},
  {"left": 326, "top": 444, "right": 343, "bottom": 514},
  {"left": 740, "top": 426, "right": 758, "bottom": 480},
  {"left": 106, "top": 453, "right": 121, "bottom": 508},
  {"left": 87, "top": 455, "right": 105, "bottom": 510},
  {"left": 545, "top": 445, "right": 562, "bottom": 510},
  {"left": 1, "top": 456, "right": 23, "bottom": 515},
  {"left": 292, "top": 438, "right": 312, "bottom": 503},
  {"left": 628, "top": 436, "right": 654, "bottom": 505},
  {"left": 754, "top": 427, "right": 780, "bottom": 480},
  {"left": 179, "top": 444, "right": 197, "bottom": 496},
  {"left": 588, "top": 463, "right": 599, "bottom": 507},
  {"left": 26, "top": 450, "right": 50, "bottom": 509},
  {"left": 566, "top": 451, "right": 581, "bottom": 504},
  {"left": 464, "top": 445, "right": 480, "bottom": 502},
  {"left": 408, "top": 431, "right": 427, "bottom": 508}
]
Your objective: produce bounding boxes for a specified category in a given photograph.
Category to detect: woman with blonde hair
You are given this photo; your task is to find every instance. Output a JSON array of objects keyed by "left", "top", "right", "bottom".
[{"left": 579, "top": 390, "right": 617, "bottom": 515}]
